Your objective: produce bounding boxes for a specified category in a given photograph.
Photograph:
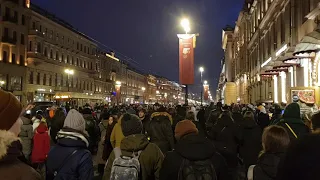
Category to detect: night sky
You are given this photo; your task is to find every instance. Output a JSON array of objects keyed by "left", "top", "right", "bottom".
[{"left": 32, "top": 0, "right": 243, "bottom": 96}]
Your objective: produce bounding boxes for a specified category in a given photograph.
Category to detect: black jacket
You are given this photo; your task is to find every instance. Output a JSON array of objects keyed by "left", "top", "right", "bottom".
[
  {"left": 159, "top": 134, "right": 230, "bottom": 180},
  {"left": 239, "top": 120, "right": 262, "bottom": 169},
  {"left": 253, "top": 153, "right": 285, "bottom": 180},
  {"left": 232, "top": 112, "right": 244, "bottom": 126},
  {"left": 276, "top": 103, "right": 310, "bottom": 141},
  {"left": 257, "top": 113, "right": 270, "bottom": 130},
  {"left": 83, "top": 114, "right": 101, "bottom": 152},
  {"left": 148, "top": 112, "right": 175, "bottom": 154}
]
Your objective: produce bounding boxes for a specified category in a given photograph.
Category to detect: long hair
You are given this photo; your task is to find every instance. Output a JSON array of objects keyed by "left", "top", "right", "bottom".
[{"left": 261, "top": 125, "right": 290, "bottom": 155}]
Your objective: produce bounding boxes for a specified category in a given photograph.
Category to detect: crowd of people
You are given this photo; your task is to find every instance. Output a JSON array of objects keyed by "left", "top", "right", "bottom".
[{"left": 0, "top": 88, "right": 320, "bottom": 180}]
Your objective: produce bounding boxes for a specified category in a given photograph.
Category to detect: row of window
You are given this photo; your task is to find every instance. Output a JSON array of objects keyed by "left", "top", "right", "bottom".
[
  {"left": 3, "top": 27, "right": 25, "bottom": 45},
  {"left": 28, "top": 72, "right": 112, "bottom": 92},
  {"left": 0, "top": 5, "right": 26, "bottom": 25},
  {"left": 2, "top": 50, "right": 25, "bottom": 65},
  {"left": 0, "top": 74, "right": 22, "bottom": 91}
]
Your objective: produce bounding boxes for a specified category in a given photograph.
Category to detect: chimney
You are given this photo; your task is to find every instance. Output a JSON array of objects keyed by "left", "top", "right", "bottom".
[{"left": 110, "top": 51, "right": 115, "bottom": 57}]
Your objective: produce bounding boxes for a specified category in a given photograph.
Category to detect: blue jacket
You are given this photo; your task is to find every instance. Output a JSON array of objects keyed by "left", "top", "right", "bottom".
[{"left": 46, "top": 128, "right": 93, "bottom": 180}]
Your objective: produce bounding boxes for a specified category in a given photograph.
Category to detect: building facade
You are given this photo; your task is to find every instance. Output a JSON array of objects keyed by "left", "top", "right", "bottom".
[{"left": 221, "top": 0, "right": 320, "bottom": 108}]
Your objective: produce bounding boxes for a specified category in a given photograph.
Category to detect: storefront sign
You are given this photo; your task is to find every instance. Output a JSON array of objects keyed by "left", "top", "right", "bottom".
[
  {"left": 204, "top": 85, "right": 209, "bottom": 101},
  {"left": 178, "top": 34, "right": 195, "bottom": 85},
  {"left": 291, "top": 89, "right": 316, "bottom": 113}
]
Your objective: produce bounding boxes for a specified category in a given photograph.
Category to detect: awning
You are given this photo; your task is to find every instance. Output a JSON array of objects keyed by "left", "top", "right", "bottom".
[
  {"left": 260, "top": 72, "right": 279, "bottom": 77},
  {"left": 294, "top": 28, "right": 320, "bottom": 55},
  {"left": 265, "top": 68, "right": 288, "bottom": 73}
]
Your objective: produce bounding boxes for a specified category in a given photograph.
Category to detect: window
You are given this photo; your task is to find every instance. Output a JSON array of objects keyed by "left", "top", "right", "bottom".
[
  {"left": 10, "top": 76, "right": 22, "bottom": 91},
  {"left": 29, "top": 72, "right": 33, "bottom": 84},
  {"left": 76, "top": 58, "right": 79, "bottom": 66},
  {"left": 2, "top": 51, "right": 7, "bottom": 63},
  {"left": 20, "top": 34, "right": 24, "bottom": 45},
  {"left": 45, "top": 28, "right": 47, "bottom": 35},
  {"left": 77, "top": 42, "right": 79, "bottom": 50},
  {"left": 14, "top": 11, "right": 17, "bottom": 21},
  {"left": 21, "top": 15, "right": 25, "bottom": 25},
  {"left": 37, "top": 42, "right": 41, "bottom": 53},
  {"left": 36, "top": 73, "right": 40, "bottom": 85},
  {"left": 20, "top": 55, "right": 24, "bottom": 66},
  {"left": 4, "top": 28, "right": 8, "bottom": 37},
  {"left": 43, "top": 74, "right": 46, "bottom": 85},
  {"left": 50, "top": 50, "right": 53, "bottom": 58},
  {"left": 62, "top": 54, "right": 64, "bottom": 63},
  {"left": 5, "top": 7, "right": 10, "bottom": 17},
  {"left": 49, "top": 75, "right": 52, "bottom": 86},
  {"left": 13, "top": 31, "right": 17, "bottom": 42},
  {"left": 80, "top": 44, "right": 82, "bottom": 51},
  {"left": 44, "top": 47, "right": 47, "bottom": 56},
  {"left": 67, "top": 55, "right": 69, "bottom": 64},
  {"left": 32, "top": 22, "right": 35, "bottom": 30},
  {"left": 39, "top": 25, "right": 42, "bottom": 32},
  {"left": 71, "top": 56, "right": 74, "bottom": 65},
  {"left": 11, "top": 53, "right": 16, "bottom": 64},
  {"left": 61, "top": 74, "right": 63, "bottom": 87},
  {"left": 29, "top": 41, "right": 32, "bottom": 51},
  {"left": 56, "top": 51, "right": 59, "bottom": 60}
]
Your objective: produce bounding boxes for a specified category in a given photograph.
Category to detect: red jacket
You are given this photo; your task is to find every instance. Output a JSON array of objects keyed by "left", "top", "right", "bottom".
[{"left": 31, "top": 123, "right": 50, "bottom": 163}]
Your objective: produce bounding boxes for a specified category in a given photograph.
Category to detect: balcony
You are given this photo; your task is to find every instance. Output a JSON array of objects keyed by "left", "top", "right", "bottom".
[
  {"left": 2, "top": 36, "right": 16, "bottom": 46},
  {"left": 29, "top": 30, "right": 45, "bottom": 38},
  {"left": 2, "top": 16, "right": 18, "bottom": 24},
  {"left": 3, "top": 0, "right": 19, "bottom": 5}
]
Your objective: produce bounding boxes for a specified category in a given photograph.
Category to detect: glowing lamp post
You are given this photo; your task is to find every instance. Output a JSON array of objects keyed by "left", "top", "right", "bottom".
[
  {"left": 64, "top": 69, "right": 74, "bottom": 92},
  {"left": 199, "top": 67, "right": 204, "bottom": 105},
  {"left": 115, "top": 81, "right": 121, "bottom": 104},
  {"left": 141, "top": 87, "right": 146, "bottom": 104}
]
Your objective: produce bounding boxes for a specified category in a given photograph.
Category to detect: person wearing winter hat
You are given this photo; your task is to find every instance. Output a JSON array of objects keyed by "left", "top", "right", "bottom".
[
  {"left": 46, "top": 109, "right": 93, "bottom": 179},
  {"left": 0, "top": 89, "right": 41, "bottom": 179},
  {"left": 160, "top": 120, "right": 230, "bottom": 180},
  {"left": 104, "top": 113, "right": 164, "bottom": 180}
]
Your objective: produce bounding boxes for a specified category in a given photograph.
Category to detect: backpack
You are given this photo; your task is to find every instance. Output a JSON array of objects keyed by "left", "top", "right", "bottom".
[
  {"left": 110, "top": 148, "right": 142, "bottom": 180},
  {"left": 178, "top": 158, "right": 217, "bottom": 180}
]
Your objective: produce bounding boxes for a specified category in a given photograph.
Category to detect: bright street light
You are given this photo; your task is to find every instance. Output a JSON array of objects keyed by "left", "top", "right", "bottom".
[
  {"left": 116, "top": 81, "right": 121, "bottom": 86},
  {"left": 156, "top": 90, "right": 160, "bottom": 94},
  {"left": 0, "top": 81, "right": 5, "bottom": 85},
  {"left": 199, "top": 67, "right": 204, "bottom": 72},
  {"left": 141, "top": 87, "right": 146, "bottom": 91},
  {"left": 64, "top": 69, "right": 74, "bottom": 75},
  {"left": 204, "top": 80, "right": 208, "bottom": 85},
  {"left": 181, "top": 18, "right": 190, "bottom": 34}
]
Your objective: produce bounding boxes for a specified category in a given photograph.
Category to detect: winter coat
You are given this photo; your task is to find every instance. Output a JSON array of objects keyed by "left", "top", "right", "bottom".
[
  {"left": 239, "top": 120, "right": 262, "bottom": 169},
  {"left": 31, "top": 123, "right": 50, "bottom": 163},
  {"left": 253, "top": 153, "right": 285, "bottom": 180},
  {"left": 103, "top": 134, "right": 164, "bottom": 180},
  {"left": 257, "top": 112, "right": 270, "bottom": 130},
  {"left": 96, "top": 120, "right": 112, "bottom": 164},
  {"left": 46, "top": 128, "right": 93, "bottom": 180},
  {"left": 49, "top": 110, "right": 66, "bottom": 144},
  {"left": 197, "top": 108, "right": 206, "bottom": 131},
  {"left": 159, "top": 134, "right": 230, "bottom": 180},
  {"left": 232, "top": 112, "right": 244, "bottom": 126},
  {"left": 208, "top": 114, "right": 241, "bottom": 168},
  {"left": 0, "top": 130, "right": 41, "bottom": 180},
  {"left": 141, "top": 115, "right": 150, "bottom": 136},
  {"left": 102, "top": 121, "right": 117, "bottom": 161},
  {"left": 148, "top": 112, "right": 175, "bottom": 154},
  {"left": 206, "top": 109, "right": 222, "bottom": 131},
  {"left": 83, "top": 114, "right": 101, "bottom": 152},
  {"left": 19, "top": 116, "right": 34, "bottom": 159},
  {"left": 277, "top": 103, "right": 310, "bottom": 141},
  {"left": 110, "top": 118, "right": 125, "bottom": 148}
]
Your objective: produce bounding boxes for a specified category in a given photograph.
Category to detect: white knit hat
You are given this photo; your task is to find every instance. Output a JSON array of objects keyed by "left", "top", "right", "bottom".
[{"left": 64, "top": 109, "right": 86, "bottom": 132}]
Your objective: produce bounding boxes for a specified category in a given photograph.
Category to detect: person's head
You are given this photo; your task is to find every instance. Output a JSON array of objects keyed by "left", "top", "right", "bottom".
[
  {"left": 121, "top": 113, "right": 143, "bottom": 137},
  {"left": 63, "top": 109, "right": 86, "bottom": 133},
  {"left": 185, "top": 111, "right": 195, "bottom": 121},
  {"left": 258, "top": 105, "right": 266, "bottom": 114},
  {"left": 243, "top": 111, "right": 254, "bottom": 121},
  {"left": 175, "top": 120, "right": 198, "bottom": 140},
  {"left": 0, "top": 90, "right": 23, "bottom": 136},
  {"left": 138, "top": 109, "right": 146, "bottom": 119},
  {"left": 311, "top": 112, "right": 320, "bottom": 133},
  {"left": 82, "top": 108, "right": 92, "bottom": 115},
  {"left": 262, "top": 125, "right": 290, "bottom": 154}
]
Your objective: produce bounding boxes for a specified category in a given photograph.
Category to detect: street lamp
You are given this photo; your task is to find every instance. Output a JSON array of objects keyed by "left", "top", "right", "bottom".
[
  {"left": 199, "top": 67, "right": 204, "bottom": 105},
  {"left": 141, "top": 87, "right": 146, "bottom": 104},
  {"left": 204, "top": 80, "right": 208, "bottom": 85},
  {"left": 64, "top": 69, "right": 74, "bottom": 92},
  {"left": 181, "top": 18, "right": 190, "bottom": 34}
]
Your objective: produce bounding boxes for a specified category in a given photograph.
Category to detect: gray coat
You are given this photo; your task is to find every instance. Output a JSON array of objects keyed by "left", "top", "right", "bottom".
[{"left": 19, "top": 117, "right": 34, "bottom": 159}]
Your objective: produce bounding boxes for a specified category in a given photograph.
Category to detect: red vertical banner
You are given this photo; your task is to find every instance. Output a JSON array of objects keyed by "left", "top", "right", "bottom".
[
  {"left": 204, "top": 85, "right": 209, "bottom": 101},
  {"left": 178, "top": 34, "right": 195, "bottom": 85}
]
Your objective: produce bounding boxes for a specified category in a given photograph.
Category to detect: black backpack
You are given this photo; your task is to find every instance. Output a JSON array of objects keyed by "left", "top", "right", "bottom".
[{"left": 178, "top": 158, "right": 217, "bottom": 180}]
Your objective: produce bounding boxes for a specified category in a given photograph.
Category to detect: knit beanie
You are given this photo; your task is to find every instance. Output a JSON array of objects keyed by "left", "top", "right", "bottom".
[
  {"left": 175, "top": 120, "right": 198, "bottom": 140},
  {"left": 64, "top": 109, "right": 86, "bottom": 132},
  {"left": 0, "top": 89, "right": 23, "bottom": 130},
  {"left": 121, "top": 113, "right": 143, "bottom": 137}
]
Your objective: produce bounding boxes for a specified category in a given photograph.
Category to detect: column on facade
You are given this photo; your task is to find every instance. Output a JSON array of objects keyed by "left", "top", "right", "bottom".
[
  {"left": 280, "top": 71, "right": 287, "bottom": 103},
  {"left": 273, "top": 75, "right": 279, "bottom": 103}
]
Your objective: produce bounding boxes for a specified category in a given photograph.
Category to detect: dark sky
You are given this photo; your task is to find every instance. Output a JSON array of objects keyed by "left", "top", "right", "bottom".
[{"left": 32, "top": 0, "right": 243, "bottom": 96}]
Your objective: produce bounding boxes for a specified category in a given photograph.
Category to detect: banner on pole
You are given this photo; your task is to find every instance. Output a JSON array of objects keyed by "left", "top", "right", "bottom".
[
  {"left": 178, "top": 34, "right": 195, "bottom": 85},
  {"left": 204, "top": 85, "right": 209, "bottom": 101}
]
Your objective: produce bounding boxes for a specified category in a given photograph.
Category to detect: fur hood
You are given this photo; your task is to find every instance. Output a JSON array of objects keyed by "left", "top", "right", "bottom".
[
  {"left": 57, "top": 129, "right": 89, "bottom": 147},
  {"left": 0, "top": 130, "right": 19, "bottom": 160}
]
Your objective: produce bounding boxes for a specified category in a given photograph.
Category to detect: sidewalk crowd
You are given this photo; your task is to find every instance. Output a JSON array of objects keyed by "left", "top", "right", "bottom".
[{"left": 0, "top": 89, "right": 320, "bottom": 180}]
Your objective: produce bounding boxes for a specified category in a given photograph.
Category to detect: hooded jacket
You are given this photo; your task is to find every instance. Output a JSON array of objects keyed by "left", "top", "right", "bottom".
[
  {"left": 31, "top": 123, "right": 50, "bottom": 163},
  {"left": 0, "top": 130, "right": 41, "bottom": 180},
  {"left": 148, "top": 112, "right": 174, "bottom": 154},
  {"left": 253, "top": 153, "right": 285, "bottom": 180},
  {"left": 110, "top": 118, "right": 125, "bottom": 148},
  {"left": 277, "top": 103, "right": 310, "bottom": 140},
  {"left": 159, "top": 134, "right": 230, "bottom": 180},
  {"left": 46, "top": 128, "right": 93, "bottom": 180},
  {"left": 103, "top": 134, "right": 164, "bottom": 180},
  {"left": 19, "top": 116, "right": 33, "bottom": 158}
]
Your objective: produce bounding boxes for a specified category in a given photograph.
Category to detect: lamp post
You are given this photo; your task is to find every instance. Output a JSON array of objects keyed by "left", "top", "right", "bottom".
[
  {"left": 199, "top": 67, "right": 204, "bottom": 105},
  {"left": 141, "top": 87, "right": 146, "bottom": 104},
  {"left": 115, "top": 81, "right": 121, "bottom": 105},
  {"left": 64, "top": 69, "right": 74, "bottom": 92}
]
